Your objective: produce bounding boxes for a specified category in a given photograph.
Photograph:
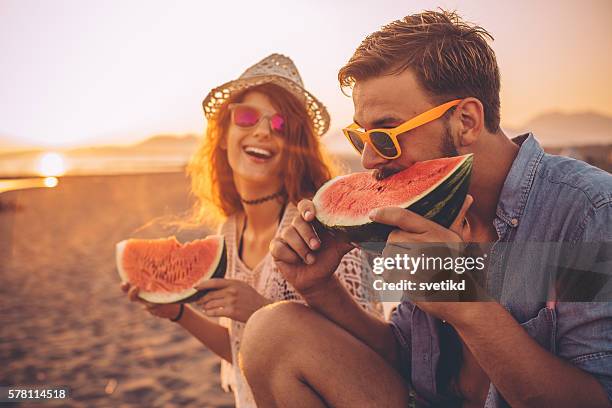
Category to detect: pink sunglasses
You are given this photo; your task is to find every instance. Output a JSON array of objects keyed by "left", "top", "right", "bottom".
[{"left": 228, "top": 103, "right": 285, "bottom": 134}]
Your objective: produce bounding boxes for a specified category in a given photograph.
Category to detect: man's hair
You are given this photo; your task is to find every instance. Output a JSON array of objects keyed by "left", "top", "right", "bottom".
[{"left": 338, "top": 10, "right": 501, "bottom": 132}]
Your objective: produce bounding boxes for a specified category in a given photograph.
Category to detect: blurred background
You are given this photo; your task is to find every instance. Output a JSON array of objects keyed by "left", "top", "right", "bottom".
[{"left": 1, "top": 0, "right": 611, "bottom": 406}]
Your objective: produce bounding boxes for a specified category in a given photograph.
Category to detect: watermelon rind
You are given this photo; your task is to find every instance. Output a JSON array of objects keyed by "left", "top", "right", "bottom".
[
  {"left": 116, "top": 236, "right": 227, "bottom": 304},
  {"left": 313, "top": 154, "right": 473, "bottom": 243}
]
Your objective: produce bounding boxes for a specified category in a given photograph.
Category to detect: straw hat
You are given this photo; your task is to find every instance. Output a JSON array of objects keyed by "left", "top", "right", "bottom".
[{"left": 202, "top": 53, "right": 330, "bottom": 137}]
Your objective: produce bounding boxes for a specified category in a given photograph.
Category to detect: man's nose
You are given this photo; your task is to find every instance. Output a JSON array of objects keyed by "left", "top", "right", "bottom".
[{"left": 361, "top": 142, "right": 390, "bottom": 170}]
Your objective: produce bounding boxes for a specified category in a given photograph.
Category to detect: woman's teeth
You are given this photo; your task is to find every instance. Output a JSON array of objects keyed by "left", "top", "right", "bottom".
[{"left": 244, "top": 146, "right": 273, "bottom": 159}]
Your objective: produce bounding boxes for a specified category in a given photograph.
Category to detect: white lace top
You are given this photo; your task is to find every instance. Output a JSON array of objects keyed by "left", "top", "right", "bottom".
[{"left": 217, "top": 203, "right": 382, "bottom": 408}]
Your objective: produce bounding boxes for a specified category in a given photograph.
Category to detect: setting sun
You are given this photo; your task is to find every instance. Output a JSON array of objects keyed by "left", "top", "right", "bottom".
[
  {"left": 37, "top": 152, "right": 67, "bottom": 176},
  {"left": 44, "top": 177, "right": 59, "bottom": 188}
]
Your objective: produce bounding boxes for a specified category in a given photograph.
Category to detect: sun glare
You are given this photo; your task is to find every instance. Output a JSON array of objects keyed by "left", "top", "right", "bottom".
[
  {"left": 37, "top": 152, "right": 67, "bottom": 176},
  {"left": 43, "top": 177, "right": 59, "bottom": 188}
]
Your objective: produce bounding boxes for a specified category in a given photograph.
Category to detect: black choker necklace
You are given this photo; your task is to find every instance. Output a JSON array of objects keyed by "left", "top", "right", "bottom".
[{"left": 240, "top": 189, "right": 286, "bottom": 205}]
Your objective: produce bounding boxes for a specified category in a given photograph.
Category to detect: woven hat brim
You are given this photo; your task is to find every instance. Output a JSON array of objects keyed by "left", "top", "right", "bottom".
[{"left": 202, "top": 75, "right": 330, "bottom": 137}]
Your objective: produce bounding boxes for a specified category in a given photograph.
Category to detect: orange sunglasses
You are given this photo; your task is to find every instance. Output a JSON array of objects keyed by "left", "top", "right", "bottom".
[{"left": 343, "top": 99, "right": 462, "bottom": 159}]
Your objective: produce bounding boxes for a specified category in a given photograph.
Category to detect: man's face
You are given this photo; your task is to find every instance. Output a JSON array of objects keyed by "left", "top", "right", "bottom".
[{"left": 352, "top": 69, "right": 457, "bottom": 177}]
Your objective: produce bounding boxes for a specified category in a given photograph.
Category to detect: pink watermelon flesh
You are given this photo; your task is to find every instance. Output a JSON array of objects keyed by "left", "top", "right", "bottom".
[
  {"left": 117, "top": 235, "right": 225, "bottom": 303},
  {"left": 317, "top": 156, "right": 465, "bottom": 221}
]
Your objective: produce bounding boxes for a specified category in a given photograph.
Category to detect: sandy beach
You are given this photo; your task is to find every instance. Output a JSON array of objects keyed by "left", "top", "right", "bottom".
[{"left": 0, "top": 172, "right": 235, "bottom": 407}]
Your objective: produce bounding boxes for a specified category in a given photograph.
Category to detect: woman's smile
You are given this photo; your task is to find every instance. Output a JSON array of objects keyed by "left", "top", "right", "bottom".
[
  {"left": 242, "top": 145, "right": 277, "bottom": 163},
  {"left": 225, "top": 91, "right": 286, "bottom": 184}
]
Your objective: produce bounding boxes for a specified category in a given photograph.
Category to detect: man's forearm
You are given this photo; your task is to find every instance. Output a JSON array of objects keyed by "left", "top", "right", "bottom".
[
  {"left": 452, "top": 302, "right": 609, "bottom": 407},
  {"left": 301, "top": 275, "right": 401, "bottom": 367}
]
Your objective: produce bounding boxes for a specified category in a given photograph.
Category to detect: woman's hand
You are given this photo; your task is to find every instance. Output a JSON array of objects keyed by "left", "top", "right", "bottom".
[
  {"left": 193, "top": 279, "right": 271, "bottom": 323},
  {"left": 120, "top": 282, "right": 182, "bottom": 320}
]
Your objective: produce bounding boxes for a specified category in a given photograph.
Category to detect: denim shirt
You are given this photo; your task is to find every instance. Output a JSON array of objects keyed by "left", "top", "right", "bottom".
[{"left": 390, "top": 134, "right": 612, "bottom": 407}]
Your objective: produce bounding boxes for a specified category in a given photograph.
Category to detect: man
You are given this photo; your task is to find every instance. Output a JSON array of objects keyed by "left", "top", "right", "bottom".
[{"left": 239, "top": 10, "right": 612, "bottom": 407}]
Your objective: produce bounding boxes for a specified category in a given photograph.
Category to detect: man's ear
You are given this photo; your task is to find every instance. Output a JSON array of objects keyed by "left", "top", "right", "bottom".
[{"left": 454, "top": 97, "right": 485, "bottom": 147}]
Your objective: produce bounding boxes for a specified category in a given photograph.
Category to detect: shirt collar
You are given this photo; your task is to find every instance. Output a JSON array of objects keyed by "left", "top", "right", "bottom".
[{"left": 495, "top": 133, "right": 544, "bottom": 228}]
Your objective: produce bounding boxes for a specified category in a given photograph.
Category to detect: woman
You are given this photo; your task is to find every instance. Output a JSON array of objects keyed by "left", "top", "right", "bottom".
[{"left": 121, "top": 54, "right": 381, "bottom": 407}]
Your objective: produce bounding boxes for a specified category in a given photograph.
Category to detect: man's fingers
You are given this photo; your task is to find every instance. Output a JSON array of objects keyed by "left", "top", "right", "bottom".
[
  {"left": 291, "top": 216, "right": 320, "bottom": 250},
  {"left": 459, "top": 214, "right": 472, "bottom": 242},
  {"left": 269, "top": 237, "right": 302, "bottom": 264},
  {"left": 297, "top": 199, "right": 316, "bottom": 222},
  {"left": 387, "top": 229, "right": 424, "bottom": 244},
  {"left": 449, "top": 194, "right": 473, "bottom": 237},
  {"left": 280, "top": 227, "right": 314, "bottom": 264},
  {"left": 369, "top": 207, "right": 431, "bottom": 233},
  {"left": 120, "top": 282, "right": 130, "bottom": 293}
]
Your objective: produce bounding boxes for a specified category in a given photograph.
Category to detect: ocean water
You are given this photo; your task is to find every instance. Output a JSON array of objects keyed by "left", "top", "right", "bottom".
[{"left": 0, "top": 152, "right": 189, "bottom": 178}]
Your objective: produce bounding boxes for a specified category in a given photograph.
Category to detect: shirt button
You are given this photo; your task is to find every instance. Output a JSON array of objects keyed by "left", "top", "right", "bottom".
[{"left": 511, "top": 218, "right": 519, "bottom": 227}]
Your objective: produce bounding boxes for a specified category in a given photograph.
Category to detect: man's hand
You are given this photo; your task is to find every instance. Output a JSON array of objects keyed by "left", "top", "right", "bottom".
[
  {"left": 269, "top": 199, "right": 354, "bottom": 295},
  {"left": 369, "top": 194, "right": 473, "bottom": 244},
  {"left": 370, "top": 195, "right": 484, "bottom": 324}
]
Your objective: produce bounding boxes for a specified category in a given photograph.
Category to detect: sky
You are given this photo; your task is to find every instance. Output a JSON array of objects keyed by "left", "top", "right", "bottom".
[{"left": 1, "top": 0, "right": 611, "bottom": 150}]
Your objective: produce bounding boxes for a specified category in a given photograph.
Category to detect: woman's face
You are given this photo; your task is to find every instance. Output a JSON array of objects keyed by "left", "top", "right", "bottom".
[{"left": 224, "top": 91, "right": 286, "bottom": 187}]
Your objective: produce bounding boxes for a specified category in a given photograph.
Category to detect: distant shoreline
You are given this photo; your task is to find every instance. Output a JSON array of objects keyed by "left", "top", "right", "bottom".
[
  {"left": 0, "top": 141, "right": 610, "bottom": 178},
  {"left": 0, "top": 169, "right": 187, "bottom": 180}
]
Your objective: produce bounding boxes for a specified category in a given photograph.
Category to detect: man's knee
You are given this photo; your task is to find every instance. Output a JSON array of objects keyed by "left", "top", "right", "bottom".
[
  {"left": 248, "top": 300, "right": 308, "bottom": 330},
  {"left": 240, "top": 301, "right": 310, "bottom": 375}
]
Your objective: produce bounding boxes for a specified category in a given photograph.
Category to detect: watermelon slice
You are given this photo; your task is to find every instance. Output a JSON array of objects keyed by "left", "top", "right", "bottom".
[
  {"left": 313, "top": 154, "right": 473, "bottom": 242},
  {"left": 116, "top": 235, "right": 226, "bottom": 304}
]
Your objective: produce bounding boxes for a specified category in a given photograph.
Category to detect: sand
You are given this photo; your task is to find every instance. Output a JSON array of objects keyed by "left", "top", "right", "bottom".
[{"left": 0, "top": 172, "right": 235, "bottom": 407}]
